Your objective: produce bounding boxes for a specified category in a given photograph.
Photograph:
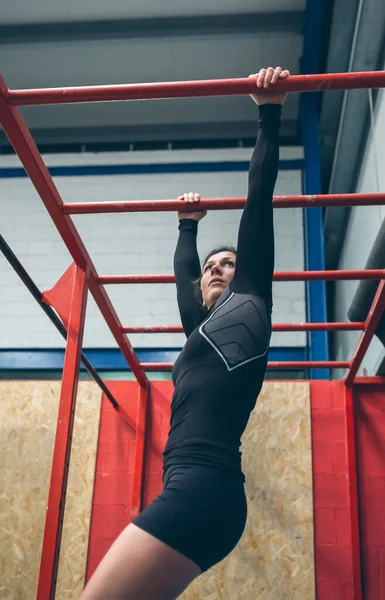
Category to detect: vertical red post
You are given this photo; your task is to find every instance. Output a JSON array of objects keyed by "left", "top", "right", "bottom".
[
  {"left": 131, "top": 383, "right": 150, "bottom": 520},
  {"left": 344, "top": 385, "right": 363, "bottom": 600},
  {"left": 37, "top": 264, "right": 89, "bottom": 600}
]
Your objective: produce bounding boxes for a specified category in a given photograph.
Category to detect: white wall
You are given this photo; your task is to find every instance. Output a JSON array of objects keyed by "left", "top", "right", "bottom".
[
  {"left": 1, "top": 146, "right": 305, "bottom": 350},
  {"left": 333, "top": 86, "right": 385, "bottom": 376}
]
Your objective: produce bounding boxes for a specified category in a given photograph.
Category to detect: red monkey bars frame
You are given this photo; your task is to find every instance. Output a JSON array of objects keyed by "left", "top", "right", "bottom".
[{"left": 1, "top": 70, "right": 385, "bottom": 599}]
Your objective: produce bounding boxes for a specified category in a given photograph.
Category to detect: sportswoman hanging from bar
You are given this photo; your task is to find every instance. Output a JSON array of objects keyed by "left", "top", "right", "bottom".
[{"left": 81, "top": 65, "right": 290, "bottom": 600}]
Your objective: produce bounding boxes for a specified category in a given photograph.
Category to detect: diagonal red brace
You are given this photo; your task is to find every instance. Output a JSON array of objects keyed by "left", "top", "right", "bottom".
[
  {"left": 345, "top": 279, "right": 385, "bottom": 385},
  {"left": 0, "top": 76, "right": 147, "bottom": 389}
]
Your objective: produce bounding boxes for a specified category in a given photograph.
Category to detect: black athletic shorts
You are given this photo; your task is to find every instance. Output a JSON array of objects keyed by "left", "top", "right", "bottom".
[{"left": 133, "top": 464, "right": 247, "bottom": 572}]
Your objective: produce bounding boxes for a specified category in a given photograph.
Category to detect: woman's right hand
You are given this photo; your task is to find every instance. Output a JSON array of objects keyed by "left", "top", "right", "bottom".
[{"left": 177, "top": 193, "right": 207, "bottom": 222}]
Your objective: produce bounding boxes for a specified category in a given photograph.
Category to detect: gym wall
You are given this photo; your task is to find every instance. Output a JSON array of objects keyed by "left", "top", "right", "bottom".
[
  {"left": 0, "top": 146, "right": 305, "bottom": 351},
  {"left": 333, "top": 83, "right": 385, "bottom": 376},
  {"left": 2, "top": 379, "right": 383, "bottom": 599}
]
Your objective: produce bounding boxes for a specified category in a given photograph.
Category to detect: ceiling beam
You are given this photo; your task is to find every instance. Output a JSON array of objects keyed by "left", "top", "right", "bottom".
[
  {"left": 0, "top": 12, "right": 304, "bottom": 45},
  {"left": 0, "top": 119, "right": 299, "bottom": 151}
]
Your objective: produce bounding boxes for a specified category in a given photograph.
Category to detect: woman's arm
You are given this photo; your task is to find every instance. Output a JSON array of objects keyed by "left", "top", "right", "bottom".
[
  {"left": 230, "top": 67, "right": 289, "bottom": 304},
  {"left": 174, "top": 195, "right": 207, "bottom": 337}
]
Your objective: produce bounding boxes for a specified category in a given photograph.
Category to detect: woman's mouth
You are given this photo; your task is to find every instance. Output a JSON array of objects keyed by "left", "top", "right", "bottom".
[{"left": 209, "top": 279, "right": 224, "bottom": 287}]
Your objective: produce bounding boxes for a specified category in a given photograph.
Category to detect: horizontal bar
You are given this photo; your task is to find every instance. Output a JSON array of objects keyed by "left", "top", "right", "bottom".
[
  {"left": 122, "top": 322, "right": 365, "bottom": 333},
  {"left": 63, "top": 193, "right": 385, "bottom": 214},
  {"left": 140, "top": 360, "right": 351, "bottom": 371},
  {"left": 5, "top": 71, "right": 385, "bottom": 107},
  {"left": 0, "top": 347, "right": 306, "bottom": 370},
  {"left": 100, "top": 270, "right": 385, "bottom": 285},
  {"left": 352, "top": 377, "right": 385, "bottom": 385}
]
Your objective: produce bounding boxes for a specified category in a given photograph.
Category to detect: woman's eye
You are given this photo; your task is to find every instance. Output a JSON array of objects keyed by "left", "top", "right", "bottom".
[{"left": 226, "top": 261, "right": 234, "bottom": 267}]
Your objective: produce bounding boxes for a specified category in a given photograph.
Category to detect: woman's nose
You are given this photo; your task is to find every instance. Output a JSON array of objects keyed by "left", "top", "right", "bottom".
[{"left": 211, "top": 264, "right": 222, "bottom": 274}]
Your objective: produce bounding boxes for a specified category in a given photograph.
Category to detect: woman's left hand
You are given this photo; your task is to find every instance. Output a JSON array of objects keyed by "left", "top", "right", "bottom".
[{"left": 249, "top": 66, "right": 290, "bottom": 106}]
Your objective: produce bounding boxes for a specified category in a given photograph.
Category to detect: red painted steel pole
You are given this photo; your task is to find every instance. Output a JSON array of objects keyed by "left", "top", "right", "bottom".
[
  {"left": 345, "top": 280, "right": 385, "bottom": 385},
  {"left": 131, "top": 384, "right": 149, "bottom": 520},
  {"left": 139, "top": 361, "right": 351, "bottom": 371},
  {"left": 100, "top": 270, "right": 385, "bottom": 285},
  {"left": 37, "top": 264, "right": 88, "bottom": 600},
  {"left": 0, "top": 80, "right": 147, "bottom": 389},
  {"left": 4, "top": 71, "right": 385, "bottom": 106},
  {"left": 343, "top": 385, "right": 363, "bottom": 600},
  {"left": 63, "top": 193, "right": 385, "bottom": 214},
  {"left": 122, "top": 323, "right": 365, "bottom": 334}
]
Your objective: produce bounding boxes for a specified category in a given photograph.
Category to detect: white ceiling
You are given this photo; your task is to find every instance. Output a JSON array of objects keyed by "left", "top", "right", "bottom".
[
  {"left": 0, "top": 0, "right": 305, "bottom": 24},
  {"left": 0, "top": 2, "right": 305, "bottom": 147},
  {"left": 3, "top": 35, "right": 301, "bottom": 90}
]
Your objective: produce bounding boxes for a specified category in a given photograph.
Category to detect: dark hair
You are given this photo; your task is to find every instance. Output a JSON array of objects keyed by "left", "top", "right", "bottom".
[{"left": 193, "top": 245, "right": 237, "bottom": 303}]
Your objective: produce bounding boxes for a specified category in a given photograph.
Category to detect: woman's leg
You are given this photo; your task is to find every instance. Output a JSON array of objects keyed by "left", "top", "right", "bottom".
[{"left": 81, "top": 523, "right": 201, "bottom": 600}]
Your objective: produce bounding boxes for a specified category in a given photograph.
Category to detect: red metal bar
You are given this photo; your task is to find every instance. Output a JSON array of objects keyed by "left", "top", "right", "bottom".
[
  {"left": 5, "top": 71, "right": 385, "bottom": 106},
  {"left": 351, "top": 376, "right": 385, "bottom": 386},
  {"left": 345, "top": 279, "right": 385, "bottom": 385},
  {"left": 123, "top": 322, "right": 365, "bottom": 334},
  {"left": 131, "top": 384, "right": 149, "bottom": 520},
  {"left": 37, "top": 264, "right": 88, "bottom": 600},
  {"left": 343, "top": 385, "right": 363, "bottom": 600},
  {"left": 124, "top": 325, "right": 183, "bottom": 333},
  {"left": 139, "top": 360, "right": 351, "bottom": 371},
  {"left": 0, "top": 78, "right": 148, "bottom": 389},
  {"left": 101, "top": 275, "right": 175, "bottom": 284},
  {"left": 100, "top": 270, "right": 385, "bottom": 285},
  {"left": 63, "top": 193, "right": 385, "bottom": 214}
]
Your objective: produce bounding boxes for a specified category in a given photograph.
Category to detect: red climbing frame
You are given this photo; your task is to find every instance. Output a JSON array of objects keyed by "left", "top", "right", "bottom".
[{"left": 1, "top": 70, "right": 385, "bottom": 599}]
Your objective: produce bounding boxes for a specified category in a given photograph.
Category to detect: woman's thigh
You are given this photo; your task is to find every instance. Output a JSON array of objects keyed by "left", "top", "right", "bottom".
[{"left": 81, "top": 523, "right": 201, "bottom": 600}]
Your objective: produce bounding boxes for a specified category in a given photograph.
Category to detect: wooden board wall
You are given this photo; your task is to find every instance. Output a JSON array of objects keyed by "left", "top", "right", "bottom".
[
  {"left": 0, "top": 381, "right": 102, "bottom": 600},
  {"left": 181, "top": 381, "right": 315, "bottom": 599}
]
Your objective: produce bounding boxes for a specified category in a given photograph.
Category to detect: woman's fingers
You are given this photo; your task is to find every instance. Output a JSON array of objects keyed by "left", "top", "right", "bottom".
[
  {"left": 264, "top": 66, "right": 275, "bottom": 87},
  {"left": 271, "top": 66, "right": 282, "bottom": 85},
  {"left": 178, "top": 193, "right": 201, "bottom": 203},
  {"left": 254, "top": 67, "right": 289, "bottom": 89},
  {"left": 257, "top": 68, "right": 266, "bottom": 88}
]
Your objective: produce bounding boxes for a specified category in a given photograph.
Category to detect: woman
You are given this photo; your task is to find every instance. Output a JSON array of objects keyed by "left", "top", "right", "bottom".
[{"left": 81, "top": 65, "right": 289, "bottom": 600}]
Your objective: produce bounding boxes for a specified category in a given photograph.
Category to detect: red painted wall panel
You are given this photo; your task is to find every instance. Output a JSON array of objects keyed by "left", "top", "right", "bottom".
[
  {"left": 87, "top": 379, "right": 385, "bottom": 600},
  {"left": 354, "top": 385, "right": 385, "bottom": 600},
  {"left": 310, "top": 380, "right": 354, "bottom": 599},
  {"left": 86, "top": 381, "right": 172, "bottom": 581}
]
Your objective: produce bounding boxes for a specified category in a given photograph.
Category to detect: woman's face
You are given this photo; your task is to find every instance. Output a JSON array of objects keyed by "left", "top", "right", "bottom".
[{"left": 200, "top": 251, "right": 236, "bottom": 309}]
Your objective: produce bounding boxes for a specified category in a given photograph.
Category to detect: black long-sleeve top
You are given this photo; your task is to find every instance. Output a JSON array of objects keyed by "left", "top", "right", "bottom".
[{"left": 163, "top": 104, "right": 281, "bottom": 480}]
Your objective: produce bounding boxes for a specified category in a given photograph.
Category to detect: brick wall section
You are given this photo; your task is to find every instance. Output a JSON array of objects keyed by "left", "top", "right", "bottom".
[
  {"left": 354, "top": 383, "right": 385, "bottom": 600},
  {"left": 86, "top": 381, "right": 171, "bottom": 581},
  {"left": 311, "top": 380, "right": 355, "bottom": 599}
]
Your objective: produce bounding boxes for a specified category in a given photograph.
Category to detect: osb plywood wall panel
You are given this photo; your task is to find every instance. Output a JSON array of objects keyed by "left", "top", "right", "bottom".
[
  {"left": 181, "top": 381, "right": 315, "bottom": 600},
  {"left": 0, "top": 381, "right": 102, "bottom": 600}
]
